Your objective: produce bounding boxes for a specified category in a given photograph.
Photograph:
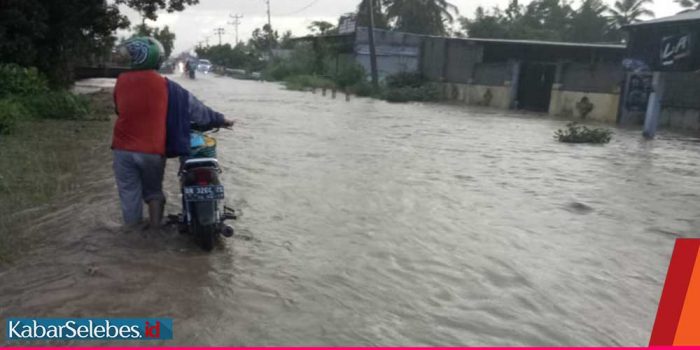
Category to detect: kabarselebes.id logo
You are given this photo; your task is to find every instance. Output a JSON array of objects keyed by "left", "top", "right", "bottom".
[{"left": 6, "top": 318, "right": 173, "bottom": 340}]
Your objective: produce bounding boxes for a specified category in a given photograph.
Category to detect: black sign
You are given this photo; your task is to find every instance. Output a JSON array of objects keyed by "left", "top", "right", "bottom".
[{"left": 660, "top": 33, "right": 692, "bottom": 70}]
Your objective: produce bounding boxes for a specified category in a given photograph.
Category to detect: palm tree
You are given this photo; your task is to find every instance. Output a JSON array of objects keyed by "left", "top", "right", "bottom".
[
  {"left": 675, "top": 0, "right": 700, "bottom": 10},
  {"left": 383, "top": 0, "right": 459, "bottom": 36},
  {"left": 608, "top": 0, "right": 655, "bottom": 27},
  {"left": 357, "top": 0, "right": 389, "bottom": 29}
]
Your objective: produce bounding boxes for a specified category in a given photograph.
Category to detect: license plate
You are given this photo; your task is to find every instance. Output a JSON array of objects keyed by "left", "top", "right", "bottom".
[{"left": 184, "top": 185, "right": 225, "bottom": 202}]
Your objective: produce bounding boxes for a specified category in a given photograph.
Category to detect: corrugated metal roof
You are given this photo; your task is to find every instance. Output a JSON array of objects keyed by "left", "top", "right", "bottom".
[
  {"left": 293, "top": 27, "right": 626, "bottom": 50},
  {"left": 359, "top": 27, "right": 625, "bottom": 49},
  {"left": 625, "top": 10, "right": 700, "bottom": 27},
  {"left": 457, "top": 37, "right": 625, "bottom": 49}
]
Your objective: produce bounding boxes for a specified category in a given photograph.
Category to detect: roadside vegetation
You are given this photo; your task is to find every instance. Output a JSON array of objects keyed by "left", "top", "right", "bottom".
[
  {"left": 0, "top": 64, "right": 100, "bottom": 135},
  {"left": 555, "top": 122, "right": 613, "bottom": 144},
  {"left": 0, "top": 64, "right": 113, "bottom": 263}
]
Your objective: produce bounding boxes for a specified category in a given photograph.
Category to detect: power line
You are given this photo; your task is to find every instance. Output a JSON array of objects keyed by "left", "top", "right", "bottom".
[
  {"left": 214, "top": 27, "right": 225, "bottom": 46},
  {"left": 280, "top": 0, "right": 321, "bottom": 16},
  {"left": 228, "top": 14, "right": 244, "bottom": 44}
]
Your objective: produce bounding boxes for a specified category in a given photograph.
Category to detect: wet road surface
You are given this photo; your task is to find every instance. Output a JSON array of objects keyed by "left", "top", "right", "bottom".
[{"left": 2, "top": 74, "right": 700, "bottom": 346}]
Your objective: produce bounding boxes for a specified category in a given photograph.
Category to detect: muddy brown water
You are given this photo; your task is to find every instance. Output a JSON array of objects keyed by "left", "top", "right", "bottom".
[{"left": 2, "top": 74, "right": 700, "bottom": 346}]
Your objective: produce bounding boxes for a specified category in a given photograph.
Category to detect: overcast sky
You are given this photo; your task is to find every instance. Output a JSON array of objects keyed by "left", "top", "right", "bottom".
[{"left": 117, "top": 0, "right": 684, "bottom": 54}]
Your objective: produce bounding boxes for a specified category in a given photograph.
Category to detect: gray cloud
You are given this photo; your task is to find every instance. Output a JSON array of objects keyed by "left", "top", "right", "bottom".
[{"left": 118, "top": 0, "right": 683, "bottom": 54}]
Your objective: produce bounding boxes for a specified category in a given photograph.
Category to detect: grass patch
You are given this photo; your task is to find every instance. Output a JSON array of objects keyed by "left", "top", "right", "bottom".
[
  {"left": 0, "top": 91, "right": 113, "bottom": 263},
  {"left": 555, "top": 122, "right": 613, "bottom": 144}
]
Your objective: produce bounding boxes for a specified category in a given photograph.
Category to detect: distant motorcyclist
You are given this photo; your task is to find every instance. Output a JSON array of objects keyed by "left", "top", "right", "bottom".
[
  {"left": 185, "top": 58, "right": 196, "bottom": 79},
  {"left": 112, "top": 37, "right": 233, "bottom": 229}
]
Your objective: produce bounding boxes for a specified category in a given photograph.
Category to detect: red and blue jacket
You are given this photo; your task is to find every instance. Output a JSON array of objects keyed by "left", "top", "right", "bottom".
[{"left": 112, "top": 70, "right": 225, "bottom": 158}]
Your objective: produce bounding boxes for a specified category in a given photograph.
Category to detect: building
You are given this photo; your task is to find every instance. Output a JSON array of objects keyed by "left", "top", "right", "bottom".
[
  {"left": 625, "top": 10, "right": 700, "bottom": 133},
  {"left": 353, "top": 28, "right": 626, "bottom": 123}
]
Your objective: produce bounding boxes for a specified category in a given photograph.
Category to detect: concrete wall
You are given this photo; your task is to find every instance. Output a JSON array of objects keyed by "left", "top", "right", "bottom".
[
  {"left": 549, "top": 89, "right": 620, "bottom": 123},
  {"left": 441, "top": 62, "right": 514, "bottom": 109},
  {"left": 443, "top": 83, "right": 512, "bottom": 109},
  {"left": 559, "top": 62, "right": 624, "bottom": 93},
  {"left": 657, "top": 72, "right": 700, "bottom": 131},
  {"left": 355, "top": 27, "right": 422, "bottom": 79},
  {"left": 422, "top": 37, "right": 447, "bottom": 81},
  {"left": 549, "top": 62, "right": 622, "bottom": 123},
  {"left": 659, "top": 108, "right": 700, "bottom": 131},
  {"left": 444, "top": 40, "right": 483, "bottom": 84},
  {"left": 473, "top": 62, "right": 510, "bottom": 86}
]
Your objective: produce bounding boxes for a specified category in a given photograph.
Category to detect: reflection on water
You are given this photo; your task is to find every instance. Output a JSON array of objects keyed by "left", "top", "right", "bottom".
[{"left": 2, "top": 74, "right": 699, "bottom": 346}]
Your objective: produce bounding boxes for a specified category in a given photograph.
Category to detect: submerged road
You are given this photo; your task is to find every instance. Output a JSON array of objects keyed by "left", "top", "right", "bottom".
[{"left": 2, "top": 74, "right": 700, "bottom": 346}]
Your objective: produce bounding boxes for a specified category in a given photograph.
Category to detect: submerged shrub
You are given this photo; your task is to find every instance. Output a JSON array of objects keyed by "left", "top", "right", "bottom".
[
  {"left": 284, "top": 74, "right": 335, "bottom": 91},
  {"left": 334, "top": 62, "right": 365, "bottom": 89},
  {"left": 554, "top": 122, "right": 613, "bottom": 144},
  {"left": 385, "top": 72, "right": 426, "bottom": 89},
  {"left": 350, "top": 80, "right": 376, "bottom": 97}
]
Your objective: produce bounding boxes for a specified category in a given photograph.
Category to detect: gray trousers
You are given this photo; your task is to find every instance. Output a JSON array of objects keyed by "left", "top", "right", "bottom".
[{"left": 113, "top": 150, "right": 166, "bottom": 225}]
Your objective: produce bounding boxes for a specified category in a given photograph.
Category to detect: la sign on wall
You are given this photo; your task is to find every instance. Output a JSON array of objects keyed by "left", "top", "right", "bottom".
[{"left": 660, "top": 33, "right": 693, "bottom": 70}]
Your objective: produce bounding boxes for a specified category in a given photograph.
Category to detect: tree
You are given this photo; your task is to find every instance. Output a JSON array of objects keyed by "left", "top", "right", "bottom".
[
  {"left": 248, "top": 24, "right": 279, "bottom": 52},
  {"left": 0, "top": 0, "right": 195, "bottom": 86},
  {"left": 196, "top": 44, "right": 249, "bottom": 68},
  {"left": 675, "top": 0, "right": 700, "bottom": 10},
  {"left": 308, "top": 21, "right": 337, "bottom": 35},
  {"left": 132, "top": 24, "right": 176, "bottom": 58},
  {"left": 384, "top": 0, "right": 459, "bottom": 35},
  {"left": 357, "top": 0, "right": 389, "bottom": 29},
  {"left": 461, "top": 7, "right": 510, "bottom": 38},
  {"left": 460, "top": 0, "right": 619, "bottom": 43},
  {"left": 279, "top": 30, "right": 295, "bottom": 49},
  {"left": 608, "top": 0, "right": 654, "bottom": 27},
  {"left": 518, "top": 0, "right": 573, "bottom": 41},
  {"left": 115, "top": 0, "right": 199, "bottom": 22},
  {"left": 567, "top": 0, "right": 612, "bottom": 42},
  {"left": 0, "top": 0, "right": 130, "bottom": 86}
]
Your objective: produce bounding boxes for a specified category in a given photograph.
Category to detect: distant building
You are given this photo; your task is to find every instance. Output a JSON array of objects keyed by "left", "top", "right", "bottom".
[
  {"left": 353, "top": 27, "right": 625, "bottom": 123},
  {"left": 338, "top": 14, "right": 357, "bottom": 35},
  {"left": 625, "top": 10, "right": 700, "bottom": 132}
]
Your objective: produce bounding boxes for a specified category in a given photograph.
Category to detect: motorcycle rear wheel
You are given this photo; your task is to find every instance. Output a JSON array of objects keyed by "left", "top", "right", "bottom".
[{"left": 193, "top": 220, "right": 216, "bottom": 251}]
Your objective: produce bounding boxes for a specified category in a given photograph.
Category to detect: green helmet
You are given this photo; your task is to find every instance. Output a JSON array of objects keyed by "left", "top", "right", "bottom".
[{"left": 121, "top": 37, "right": 165, "bottom": 70}]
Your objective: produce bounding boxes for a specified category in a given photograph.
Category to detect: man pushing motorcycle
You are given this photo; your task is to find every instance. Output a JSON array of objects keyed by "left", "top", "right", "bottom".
[{"left": 112, "top": 37, "right": 234, "bottom": 229}]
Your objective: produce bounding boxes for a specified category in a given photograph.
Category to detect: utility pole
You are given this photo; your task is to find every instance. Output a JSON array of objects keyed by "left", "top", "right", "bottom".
[
  {"left": 214, "top": 27, "right": 225, "bottom": 46},
  {"left": 228, "top": 14, "right": 244, "bottom": 45},
  {"left": 367, "top": 0, "right": 379, "bottom": 89},
  {"left": 205, "top": 35, "right": 211, "bottom": 47},
  {"left": 264, "top": 0, "right": 273, "bottom": 57}
]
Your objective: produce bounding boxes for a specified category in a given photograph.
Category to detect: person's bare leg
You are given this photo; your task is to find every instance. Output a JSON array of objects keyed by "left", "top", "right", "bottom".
[{"left": 147, "top": 199, "right": 165, "bottom": 229}]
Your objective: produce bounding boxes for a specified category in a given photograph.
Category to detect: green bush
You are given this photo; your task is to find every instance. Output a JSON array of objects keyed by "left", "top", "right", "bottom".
[
  {"left": 385, "top": 72, "right": 426, "bottom": 89},
  {"left": 0, "top": 64, "right": 49, "bottom": 98},
  {"left": 262, "top": 44, "right": 317, "bottom": 81},
  {"left": 554, "top": 122, "right": 613, "bottom": 144},
  {"left": 284, "top": 74, "right": 335, "bottom": 91},
  {"left": 22, "top": 91, "right": 91, "bottom": 120},
  {"left": 350, "top": 80, "right": 376, "bottom": 97},
  {"left": 334, "top": 62, "right": 365, "bottom": 89},
  {"left": 0, "top": 98, "right": 27, "bottom": 134}
]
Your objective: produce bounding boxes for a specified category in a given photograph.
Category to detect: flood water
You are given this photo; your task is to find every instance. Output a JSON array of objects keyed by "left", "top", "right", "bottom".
[{"left": 2, "top": 74, "right": 700, "bottom": 346}]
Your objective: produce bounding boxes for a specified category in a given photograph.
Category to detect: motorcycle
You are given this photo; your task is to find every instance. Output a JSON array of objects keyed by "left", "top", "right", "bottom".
[
  {"left": 175, "top": 128, "right": 236, "bottom": 251},
  {"left": 184, "top": 60, "right": 196, "bottom": 79}
]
